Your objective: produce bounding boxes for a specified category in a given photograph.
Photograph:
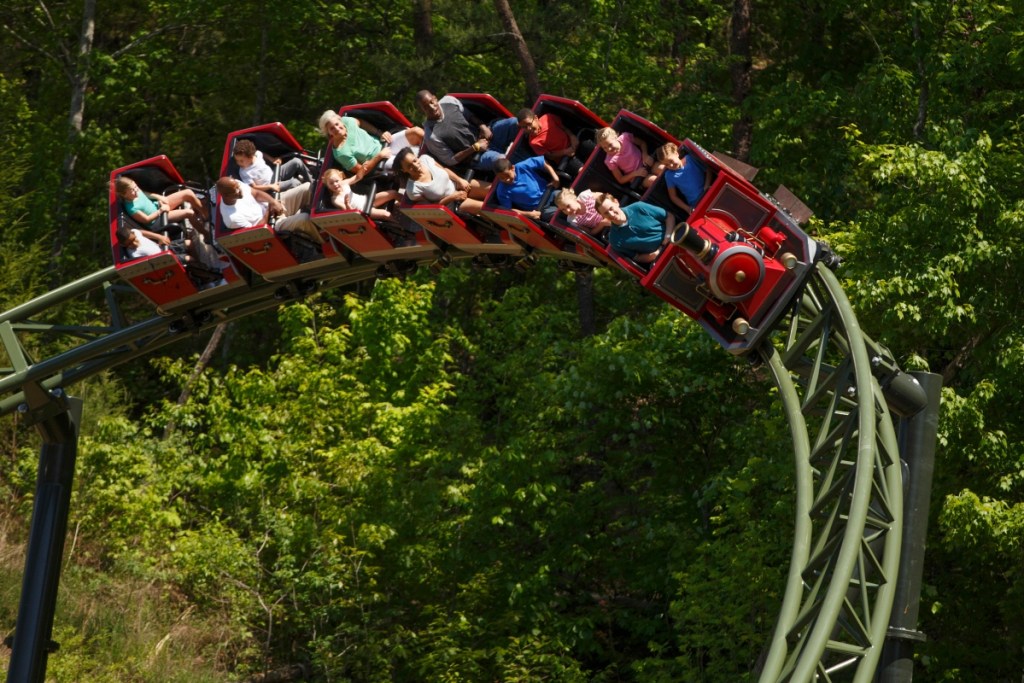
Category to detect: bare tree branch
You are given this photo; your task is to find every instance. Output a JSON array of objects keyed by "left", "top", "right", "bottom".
[
  {"left": 0, "top": 23, "right": 71, "bottom": 82},
  {"left": 110, "top": 24, "right": 183, "bottom": 59}
]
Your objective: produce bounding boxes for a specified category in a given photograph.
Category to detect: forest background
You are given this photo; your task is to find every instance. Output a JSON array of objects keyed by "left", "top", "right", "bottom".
[{"left": 0, "top": 0, "right": 1022, "bottom": 681}]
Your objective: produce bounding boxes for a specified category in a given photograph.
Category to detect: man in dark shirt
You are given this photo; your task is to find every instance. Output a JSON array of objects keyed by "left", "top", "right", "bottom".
[{"left": 416, "top": 90, "right": 518, "bottom": 172}]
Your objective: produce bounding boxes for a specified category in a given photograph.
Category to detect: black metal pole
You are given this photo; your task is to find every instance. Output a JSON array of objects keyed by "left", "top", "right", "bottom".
[
  {"left": 877, "top": 372, "right": 942, "bottom": 683},
  {"left": 6, "top": 396, "right": 82, "bottom": 683}
]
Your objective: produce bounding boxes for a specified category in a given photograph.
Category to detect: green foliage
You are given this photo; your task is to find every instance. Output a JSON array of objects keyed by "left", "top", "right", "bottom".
[
  {"left": 0, "top": 75, "right": 45, "bottom": 312},
  {"left": 2, "top": 0, "right": 1024, "bottom": 679},
  {"left": 59, "top": 271, "right": 797, "bottom": 679}
]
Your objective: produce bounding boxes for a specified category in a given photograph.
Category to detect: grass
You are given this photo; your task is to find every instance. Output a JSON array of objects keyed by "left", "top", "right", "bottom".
[{"left": 0, "top": 521, "right": 247, "bottom": 683}]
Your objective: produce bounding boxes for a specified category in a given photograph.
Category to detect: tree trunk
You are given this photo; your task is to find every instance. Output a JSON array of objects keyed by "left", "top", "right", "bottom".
[
  {"left": 492, "top": 0, "right": 542, "bottom": 103},
  {"left": 576, "top": 270, "right": 596, "bottom": 337},
  {"left": 256, "top": 1, "right": 268, "bottom": 124},
  {"left": 163, "top": 322, "right": 229, "bottom": 439},
  {"left": 49, "top": 0, "right": 96, "bottom": 281},
  {"left": 912, "top": 12, "right": 928, "bottom": 142},
  {"left": 413, "top": 0, "right": 434, "bottom": 58},
  {"left": 729, "top": 0, "right": 753, "bottom": 162}
]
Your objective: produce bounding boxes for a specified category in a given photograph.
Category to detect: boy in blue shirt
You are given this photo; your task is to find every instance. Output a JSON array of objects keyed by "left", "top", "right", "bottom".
[
  {"left": 655, "top": 143, "right": 710, "bottom": 213},
  {"left": 493, "top": 155, "right": 561, "bottom": 221}
]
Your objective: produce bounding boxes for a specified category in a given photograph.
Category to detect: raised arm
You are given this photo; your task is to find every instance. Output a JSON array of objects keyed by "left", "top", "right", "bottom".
[{"left": 357, "top": 118, "right": 393, "bottom": 144}]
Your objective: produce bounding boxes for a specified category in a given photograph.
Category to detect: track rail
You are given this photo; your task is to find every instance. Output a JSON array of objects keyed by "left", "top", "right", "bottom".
[
  {"left": 1, "top": 255, "right": 909, "bottom": 681},
  {"left": 759, "top": 264, "right": 903, "bottom": 681}
]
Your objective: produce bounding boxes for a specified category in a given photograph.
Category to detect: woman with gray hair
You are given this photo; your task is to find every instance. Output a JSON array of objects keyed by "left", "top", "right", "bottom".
[{"left": 318, "top": 109, "right": 423, "bottom": 179}]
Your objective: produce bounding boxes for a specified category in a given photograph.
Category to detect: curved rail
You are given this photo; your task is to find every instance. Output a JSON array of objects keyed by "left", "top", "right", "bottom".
[
  {"left": 1, "top": 255, "right": 908, "bottom": 681},
  {"left": 760, "top": 264, "right": 903, "bottom": 682}
]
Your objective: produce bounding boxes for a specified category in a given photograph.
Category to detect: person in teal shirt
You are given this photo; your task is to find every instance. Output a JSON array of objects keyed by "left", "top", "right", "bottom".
[
  {"left": 595, "top": 194, "right": 675, "bottom": 264},
  {"left": 114, "top": 177, "right": 208, "bottom": 231},
  {"left": 318, "top": 110, "right": 424, "bottom": 180}
]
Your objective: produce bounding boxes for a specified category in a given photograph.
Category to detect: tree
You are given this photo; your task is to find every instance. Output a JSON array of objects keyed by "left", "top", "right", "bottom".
[{"left": 493, "top": 0, "right": 541, "bottom": 104}]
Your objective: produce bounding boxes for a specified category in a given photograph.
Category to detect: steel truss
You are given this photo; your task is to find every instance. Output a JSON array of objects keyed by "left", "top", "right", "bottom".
[
  {"left": 759, "top": 263, "right": 905, "bottom": 682},
  {"left": 0, "top": 259, "right": 919, "bottom": 682}
]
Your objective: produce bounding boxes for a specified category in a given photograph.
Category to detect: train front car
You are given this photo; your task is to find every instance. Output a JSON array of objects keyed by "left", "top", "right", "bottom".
[
  {"left": 397, "top": 93, "right": 526, "bottom": 268},
  {"left": 311, "top": 102, "right": 439, "bottom": 273},
  {"left": 109, "top": 155, "right": 242, "bottom": 313},
  {"left": 641, "top": 134, "right": 819, "bottom": 354},
  {"left": 216, "top": 122, "right": 345, "bottom": 282}
]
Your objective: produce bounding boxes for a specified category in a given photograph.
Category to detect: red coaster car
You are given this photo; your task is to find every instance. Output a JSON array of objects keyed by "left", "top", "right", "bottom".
[
  {"left": 216, "top": 122, "right": 346, "bottom": 282},
  {"left": 478, "top": 95, "right": 604, "bottom": 270},
  {"left": 109, "top": 155, "right": 242, "bottom": 314},
  {"left": 311, "top": 102, "right": 438, "bottom": 270},
  {"left": 392, "top": 94, "right": 524, "bottom": 264},
  {"left": 507, "top": 94, "right": 618, "bottom": 268}
]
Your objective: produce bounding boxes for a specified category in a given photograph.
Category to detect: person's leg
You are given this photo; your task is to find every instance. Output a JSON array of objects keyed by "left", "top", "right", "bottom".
[
  {"left": 278, "top": 157, "right": 309, "bottom": 184},
  {"left": 165, "top": 189, "right": 208, "bottom": 220},
  {"left": 540, "top": 203, "right": 558, "bottom": 223},
  {"left": 190, "top": 232, "right": 226, "bottom": 270},
  {"left": 373, "top": 189, "right": 399, "bottom": 207},
  {"left": 276, "top": 212, "right": 323, "bottom": 244},
  {"left": 458, "top": 198, "right": 484, "bottom": 215},
  {"left": 468, "top": 179, "right": 490, "bottom": 200},
  {"left": 476, "top": 149, "right": 504, "bottom": 171},
  {"left": 166, "top": 207, "right": 195, "bottom": 224},
  {"left": 280, "top": 182, "right": 312, "bottom": 215}
]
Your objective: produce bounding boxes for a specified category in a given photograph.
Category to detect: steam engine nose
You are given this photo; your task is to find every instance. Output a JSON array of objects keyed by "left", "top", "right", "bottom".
[{"left": 709, "top": 244, "right": 765, "bottom": 302}]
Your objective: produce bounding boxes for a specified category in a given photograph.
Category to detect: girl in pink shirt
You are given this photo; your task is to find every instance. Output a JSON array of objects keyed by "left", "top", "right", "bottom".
[
  {"left": 556, "top": 188, "right": 610, "bottom": 235},
  {"left": 597, "top": 127, "right": 657, "bottom": 188}
]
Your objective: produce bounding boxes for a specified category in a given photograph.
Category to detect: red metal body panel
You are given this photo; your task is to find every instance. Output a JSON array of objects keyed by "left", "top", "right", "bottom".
[
  {"left": 314, "top": 210, "right": 437, "bottom": 262},
  {"left": 217, "top": 121, "right": 309, "bottom": 179},
  {"left": 446, "top": 93, "right": 514, "bottom": 119},
  {"left": 482, "top": 209, "right": 555, "bottom": 253},
  {"left": 337, "top": 101, "right": 414, "bottom": 128},
  {"left": 118, "top": 252, "right": 200, "bottom": 306},
  {"left": 480, "top": 208, "right": 597, "bottom": 265},
  {"left": 216, "top": 226, "right": 299, "bottom": 272},
  {"left": 400, "top": 206, "right": 524, "bottom": 255}
]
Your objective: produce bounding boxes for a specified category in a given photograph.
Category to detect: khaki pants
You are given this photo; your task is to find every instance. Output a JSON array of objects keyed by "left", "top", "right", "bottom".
[{"left": 275, "top": 182, "right": 323, "bottom": 244}]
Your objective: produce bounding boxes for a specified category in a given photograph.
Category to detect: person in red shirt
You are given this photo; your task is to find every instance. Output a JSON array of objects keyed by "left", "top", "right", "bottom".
[{"left": 516, "top": 109, "right": 585, "bottom": 177}]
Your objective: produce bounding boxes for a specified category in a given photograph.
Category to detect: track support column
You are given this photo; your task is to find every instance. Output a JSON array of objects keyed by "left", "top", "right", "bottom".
[
  {"left": 877, "top": 371, "right": 942, "bottom": 683},
  {"left": 5, "top": 387, "right": 82, "bottom": 683}
]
